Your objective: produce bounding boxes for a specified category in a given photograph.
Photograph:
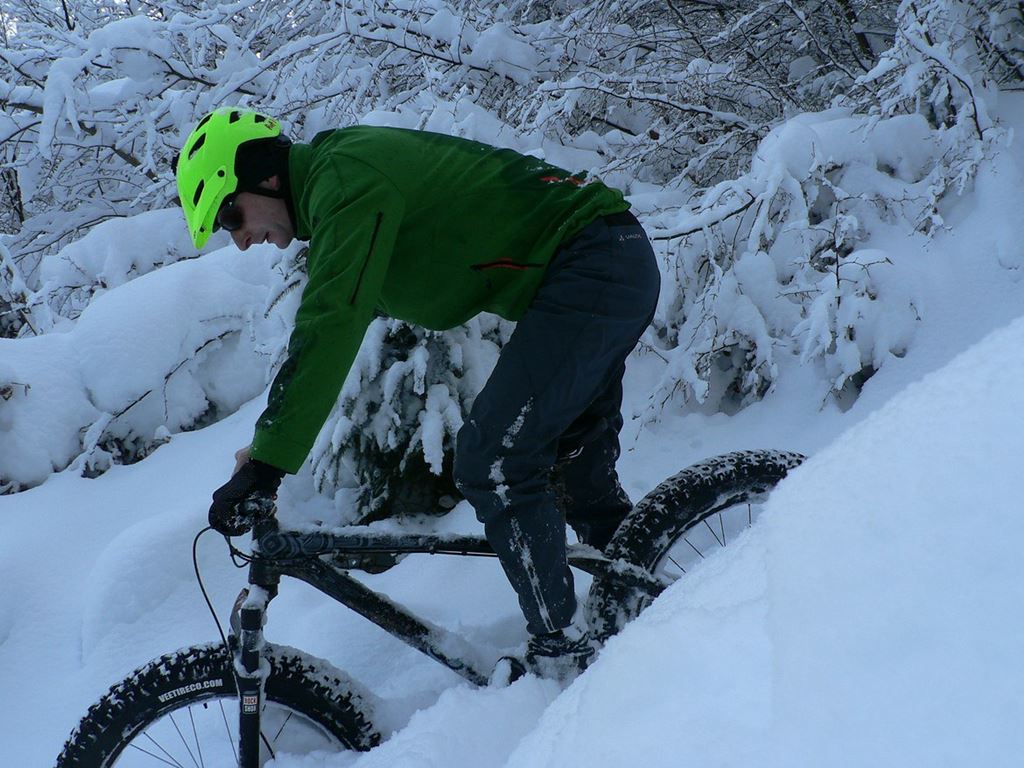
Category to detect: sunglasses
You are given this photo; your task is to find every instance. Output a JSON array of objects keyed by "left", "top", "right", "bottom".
[{"left": 215, "top": 194, "right": 244, "bottom": 232}]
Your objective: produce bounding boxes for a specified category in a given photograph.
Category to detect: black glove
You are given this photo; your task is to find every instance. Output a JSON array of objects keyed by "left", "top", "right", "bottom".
[{"left": 209, "top": 459, "right": 285, "bottom": 536}]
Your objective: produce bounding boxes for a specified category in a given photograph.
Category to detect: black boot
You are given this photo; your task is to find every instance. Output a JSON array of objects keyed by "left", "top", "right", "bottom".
[
  {"left": 525, "top": 622, "right": 595, "bottom": 681},
  {"left": 491, "top": 623, "right": 596, "bottom": 686}
]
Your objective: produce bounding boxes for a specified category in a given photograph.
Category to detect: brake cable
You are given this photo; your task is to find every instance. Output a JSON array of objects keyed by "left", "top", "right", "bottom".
[{"left": 191, "top": 526, "right": 231, "bottom": 649}]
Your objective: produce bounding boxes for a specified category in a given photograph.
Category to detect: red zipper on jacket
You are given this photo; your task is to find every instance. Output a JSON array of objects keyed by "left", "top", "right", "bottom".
[{"left": 470, "top": 259, "right": 544, "bottom": 272}]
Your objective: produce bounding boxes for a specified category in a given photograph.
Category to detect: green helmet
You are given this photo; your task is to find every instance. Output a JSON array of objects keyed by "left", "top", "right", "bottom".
[{"left": 176, "top": 107, "right": 281, "bottom": 248}]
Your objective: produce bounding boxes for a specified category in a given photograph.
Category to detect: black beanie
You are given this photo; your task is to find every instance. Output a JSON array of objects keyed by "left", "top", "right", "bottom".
[
  {"left": 233, "top": 134, "right": 298, "bottom": 234},
  {"left": 234, "top": 135, "right": 292, "bottom": 189}
]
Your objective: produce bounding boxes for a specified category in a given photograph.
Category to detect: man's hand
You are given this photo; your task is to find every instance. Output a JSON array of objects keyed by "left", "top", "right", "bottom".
[{"left": 209, "top": 459, "right": 285, "bottom": 536}]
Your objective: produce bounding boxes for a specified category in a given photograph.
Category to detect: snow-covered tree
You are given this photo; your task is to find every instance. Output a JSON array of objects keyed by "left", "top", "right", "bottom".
[
  {"left": 310, "top": 316, "right": 512, "bottom": 523},
  {"left": 527, "top": 0, "right": 897, "bottom": 187},
  {"left": 3, "top": 0, "right": 902, "bottom": 319},
  {"left": 2, "top": 0, "right": 1022, "bottom": 506},
  {"left": 638, "top": 0, "right": 1022, "bottom": 418}
]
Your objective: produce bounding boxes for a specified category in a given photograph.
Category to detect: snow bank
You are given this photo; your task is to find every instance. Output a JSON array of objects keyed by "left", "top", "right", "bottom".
[
  {"left": 264, "top": 309, "right": 1024, "bottom": 768},
  {"left": 0, "top": 241, "right": 290, "bottom": 488},
  {"left": 337, "top": 680, "right": 560, "bottom": 768},
  {"left": 506, "top": 313, "right": 1024, "bottom": 767}
]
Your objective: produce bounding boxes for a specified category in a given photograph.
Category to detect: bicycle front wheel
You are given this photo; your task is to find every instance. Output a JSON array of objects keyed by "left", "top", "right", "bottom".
[
  {"left": 585, "top": 449, "right": 805, "bottom": 642},
  {"left": 57, "top": 642, "right": 381, "bottom": 767}
]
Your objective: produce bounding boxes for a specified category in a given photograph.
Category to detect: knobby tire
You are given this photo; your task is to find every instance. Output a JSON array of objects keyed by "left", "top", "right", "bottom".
[
  {"left": 56, "top": 642, "right": 381, "bottom": 767},
  {"left": 585, "top": 449, "right": 805, "bottom": 641}
]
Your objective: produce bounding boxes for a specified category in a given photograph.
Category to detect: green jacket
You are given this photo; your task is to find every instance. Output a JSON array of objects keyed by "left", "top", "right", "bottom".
[{"left": 249, "top": 126, "right": 630, "bottom": 473}]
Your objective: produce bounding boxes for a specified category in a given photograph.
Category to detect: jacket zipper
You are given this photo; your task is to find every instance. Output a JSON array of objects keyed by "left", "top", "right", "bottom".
[
  {"left": 350, "top": 212, "right": 383, "bottom": 305},
  {"left": 470, "top": 259, "right": 545, "bottom": 272}
]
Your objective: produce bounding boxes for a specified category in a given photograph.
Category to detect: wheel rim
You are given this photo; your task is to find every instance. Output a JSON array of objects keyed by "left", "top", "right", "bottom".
[
  {"left": 111, "top": 695, "right": 344, "bottom": 767},
  {"left": 652, "top": 496, "right": 763, "bottom": 582}
]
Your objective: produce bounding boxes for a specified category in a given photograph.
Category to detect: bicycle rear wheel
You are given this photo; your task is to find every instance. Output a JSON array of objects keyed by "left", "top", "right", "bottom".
[
  {"left": 585, "top": 449, "right": 805, "bottom": 642},
  {"left": 57, "top": 642, "right": 381, "bottom": 767}
]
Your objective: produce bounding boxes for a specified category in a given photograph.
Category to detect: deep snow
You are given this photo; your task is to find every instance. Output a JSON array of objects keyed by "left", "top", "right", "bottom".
[{"left": 4, "top": 101, "right": 1024, "bottom": 766}]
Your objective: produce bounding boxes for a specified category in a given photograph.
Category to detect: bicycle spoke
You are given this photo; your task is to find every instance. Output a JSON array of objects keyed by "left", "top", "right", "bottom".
[
  {"left": 702, "top": 517, "right": 725, "bottom": 548},
  {"left": 260, "top": 728, "right": 277, "bottom": 760},
  {"left": 273, "top": 710, "right": 295, "bottom": 743},
  {"left": 655, "top": 501, "right": 770, "bottom": 585},
  {"left": 108, "top": 696, "right": 348, "bottom": 766},
  {"left": 218, "top": 699, "right": 238, "bottom": 764},
  {"left": 684, "top": 536, "right": 705, "bottom": 559},
  {"left": 168, "top": 712, "right": 202, "bottom": 768},
  {"left": 139, "top": 732, "right": 188, "bottom": 767},
  {"left": 188, "top": 706, "right": 205, "bottom": 768},
  {"left": 128, "top": 741, "right": 187, "bottom": 767},
  {"left": 666, "top": 554, "right": 687, "bottom": 576}
]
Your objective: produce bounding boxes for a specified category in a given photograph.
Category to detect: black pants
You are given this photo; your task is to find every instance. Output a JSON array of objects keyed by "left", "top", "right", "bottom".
[{"left": 453, "top": 212, "right": 660, "bottom": 635}]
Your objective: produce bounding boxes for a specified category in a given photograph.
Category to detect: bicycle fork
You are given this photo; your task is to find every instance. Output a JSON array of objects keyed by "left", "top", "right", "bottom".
[{"left": 230, "top": 559, "right": 280, "bottom": 767}]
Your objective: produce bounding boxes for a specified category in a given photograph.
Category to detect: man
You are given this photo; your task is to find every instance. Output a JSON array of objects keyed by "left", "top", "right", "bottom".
[{"left": 176, "top": 107, "right": 660, "bottom": 679}]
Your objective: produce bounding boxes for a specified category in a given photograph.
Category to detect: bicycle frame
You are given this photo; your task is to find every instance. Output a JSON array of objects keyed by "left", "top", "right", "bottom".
[{"left": 229, "top": 515, "right": 668, "bottom": 764}]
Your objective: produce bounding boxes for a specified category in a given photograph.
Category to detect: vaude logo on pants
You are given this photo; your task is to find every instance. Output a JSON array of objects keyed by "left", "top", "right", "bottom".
[{"left": 157, "top": 678, "right": 225, "bottom": 703}]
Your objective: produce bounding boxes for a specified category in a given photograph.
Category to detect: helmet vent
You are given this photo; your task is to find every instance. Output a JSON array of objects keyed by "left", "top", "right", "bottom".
[
  {"left": 229, "top": 110, "right": 241, "bottom": 123},
  {"left": 192, "top": 179, "right": 205, "bottom": 206},
  {"left": 195, "top": 114, "right": 212, "bottom": 131},
  {"left": 254, "top": 114, "right": 266, "bottom": 123},
  {"left": 187, "top": 133, "right": 206, "bottom": 160}
]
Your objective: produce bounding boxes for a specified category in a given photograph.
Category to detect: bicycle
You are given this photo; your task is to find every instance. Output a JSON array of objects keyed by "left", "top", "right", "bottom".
[{"left": 56, "top": 449, "right": 804, "bottom": 767}]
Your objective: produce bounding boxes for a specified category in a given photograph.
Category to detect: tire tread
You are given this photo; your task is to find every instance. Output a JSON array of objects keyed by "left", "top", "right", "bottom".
[
  {"left": 586, "top": 449, "right": 805, "bottom": 640},
  {"left": 57, "top": 642, "right": 380, "bottom": 766}
]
